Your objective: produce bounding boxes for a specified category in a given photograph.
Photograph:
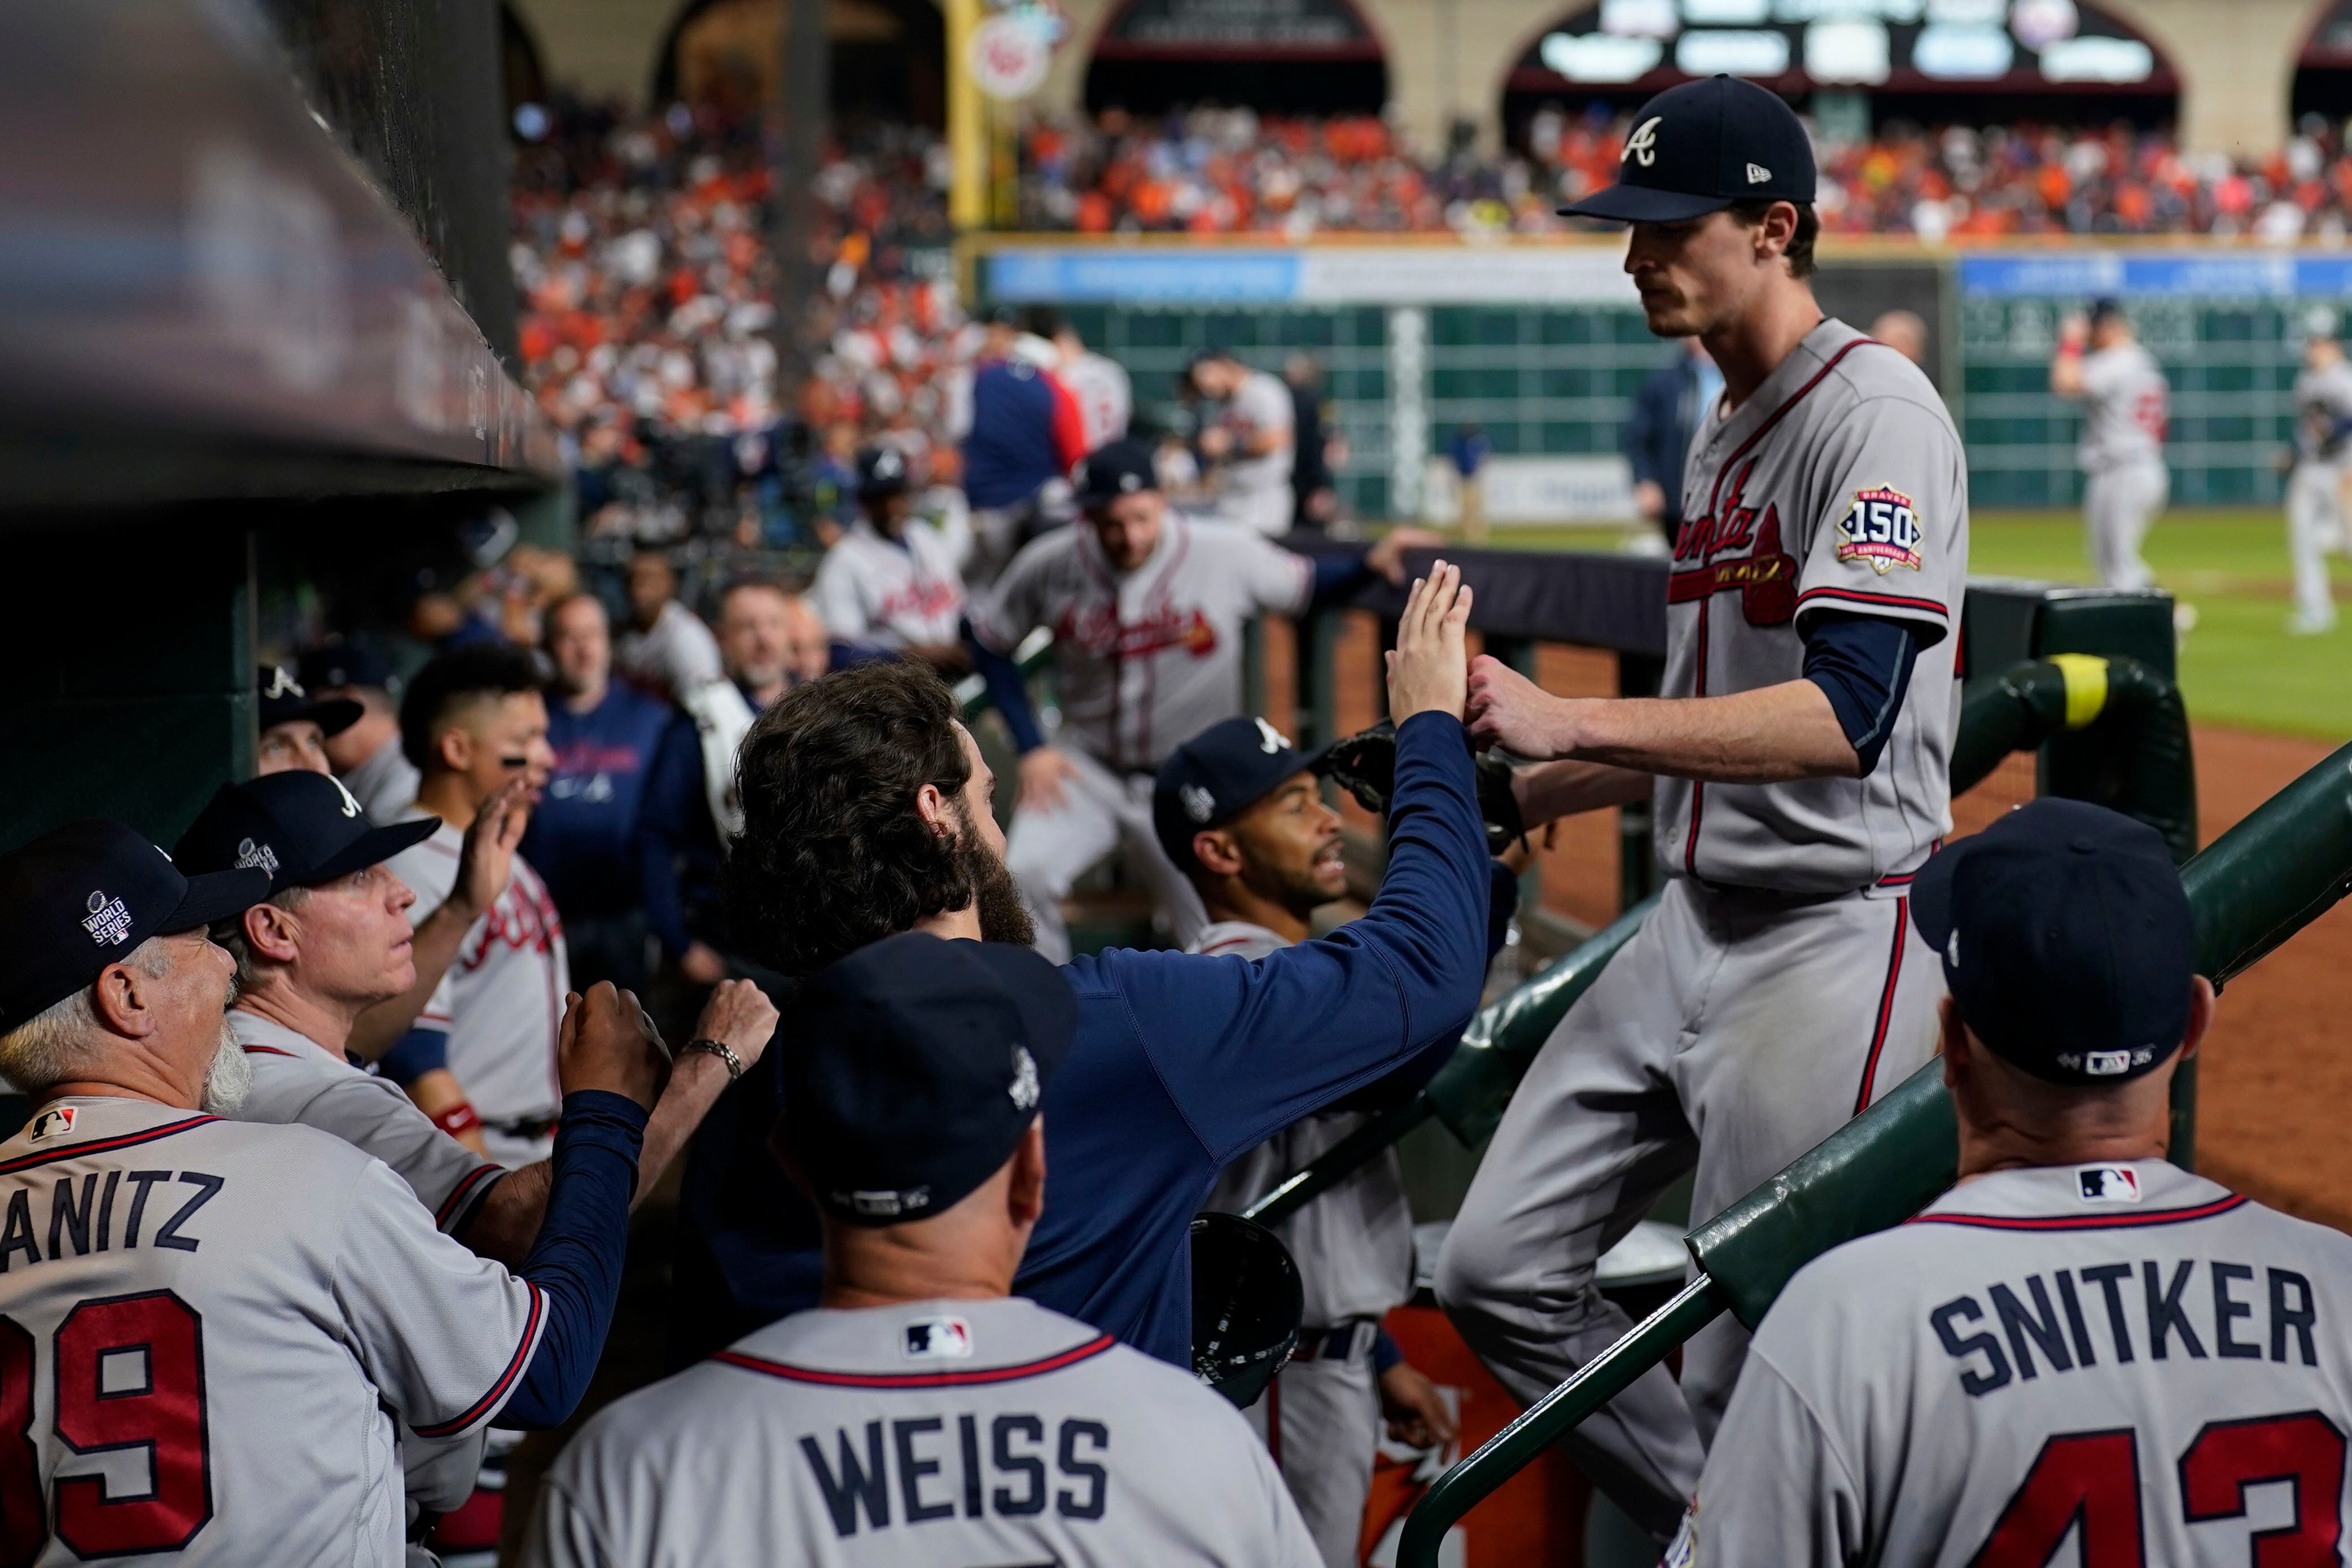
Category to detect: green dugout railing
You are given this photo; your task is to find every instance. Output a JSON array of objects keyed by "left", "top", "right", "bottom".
[{"left": 1395, "top": 729, "right": 2352, "bottom": 1566}]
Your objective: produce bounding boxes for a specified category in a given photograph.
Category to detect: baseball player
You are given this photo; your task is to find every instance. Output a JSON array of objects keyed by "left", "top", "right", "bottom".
[
  {"left": 256, "top": 662, "right": 361, "bottom": 778},
  {"left": 531, "top": 931, "right": 1317, "bottom": 1567},
  {"left": 0, "top": 820, "right": 659, "bottom": 1566},
  {"left": 1186, "top": 349, "right": 1298, "bottom": 537},
  {"left": 2052, "top": 297, "right": 2171, "bottom": 595},
  {"left": 969, "top": 437, "right": 1429, "bottom": 963},
  {"left": 1671, "top": 800, "right": 2347, "bottom": 1567},
  {"left": 299, "top": 644, "right": 422, "bottom": 824},
  {"left": 381, "top": 645, "right": 568, "bottom": 1168},
  {"left": 812, "top": 447, "right": 973, "bottom": 671},
  {"left": 1434, "top": 76, "right": 1966, "bottom": 1540},
  {"left": 1159, "top": 717, "right": 1481, "bottom": 1567},
  {"left": 173, "top": 769, "right": 777, "bottom": 1264},
  {"left": 1052, "top": 314, "right": 1132, "bottom": 451},
  {"left": 2286, "top": 309, "right": 2352, "bottom": 636}
]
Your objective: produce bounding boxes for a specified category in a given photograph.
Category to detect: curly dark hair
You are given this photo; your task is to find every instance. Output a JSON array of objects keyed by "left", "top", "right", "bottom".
[
  {"left": 399, "top": 643, "right": 544, "bottom": 770},
  {"left": 724, "top": 660, "right": 979, "bottom": 976}
]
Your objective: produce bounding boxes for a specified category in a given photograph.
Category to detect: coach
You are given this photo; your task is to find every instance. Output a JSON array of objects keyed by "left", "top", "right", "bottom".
[{"left": 673, "top": 564, "right": 1493, "bottom": 1368}]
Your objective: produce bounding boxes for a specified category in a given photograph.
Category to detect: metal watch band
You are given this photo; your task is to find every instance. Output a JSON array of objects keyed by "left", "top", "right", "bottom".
[{"left": 682, "top": 1037, "right": 744, "bottom": 1081}]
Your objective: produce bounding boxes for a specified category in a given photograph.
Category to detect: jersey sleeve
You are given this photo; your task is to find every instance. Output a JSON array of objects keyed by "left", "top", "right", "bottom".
[
  {"left": 969, "top": 544, "right": 1048, "bottom": 655},
  {"left": 1241, "top": 375, "right": 1295, "bottom": 440},
  {"left": 1232, "top": 530, "right": 1315, "bottom": 618},
  {"left": 1684, "top": 1348, "right": 1864, "bottom": 1567},
  {"left": 1793, "top": 395, "right": 1965, "bottom": 647},
  {"left": 809, "top": 551, "right": 871, "bottom": 644},
  {"left": 292, "top": 1069, "right": 503, "bottom": 1234},
  {"left": 329, "top": 1157, "right": 549, "bottom": 1439},
  {"left": 2078, "top": 348, "right": 2130, "bottom": 403}
]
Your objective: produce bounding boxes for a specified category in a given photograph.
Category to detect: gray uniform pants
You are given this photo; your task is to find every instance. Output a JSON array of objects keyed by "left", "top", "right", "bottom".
[
  {"left": 2083, "top": 459, "right": 2169, "bottom": 593},
  {"left": 2288, "top": 459, "right": 2345, "bottom": 627},
  {"left": 1245, "top": 1340, "right": 1379, "bottom": 1568},
  {"left": 1006, "top": 744, "right": 1207, "bottom": 964},
  {"left": 1434, "top": 876, "right": 1943, "bottom": 1540}
]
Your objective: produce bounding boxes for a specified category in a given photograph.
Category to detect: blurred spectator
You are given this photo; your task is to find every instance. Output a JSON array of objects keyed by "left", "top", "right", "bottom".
[
  {"left": 524, "top": 594, "right": 710, "bottom": 994},
  {"left": 299, "top": 645, "right": 421, "bottom": 823},
  {"left": 1286, "top": 353, "right": 1339, "bottom": 533},
  {"left": 1626, "top": 339, "right": 1720, "bottom": 549},
  {"left": 1870, "top": 309, "right": 1930, "bottom": 367},
  {"left": 256, "top": 663, "right": 360, "bottom": 779},
  {"left": 1447, "top": 423, "right": 1492, "bottom": 544},
  {"left": 1187, "top": 349, "right": 1297, "bottom": 536},
  {"left": 617, "top": 549, "right": 724, "bottom": 697},
  {"left": 962, "top": 310, "right": 1089, "bottom": 582}
]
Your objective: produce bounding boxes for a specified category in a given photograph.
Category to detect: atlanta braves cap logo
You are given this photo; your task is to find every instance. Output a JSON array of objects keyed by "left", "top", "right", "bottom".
[
  {"left": 329, "top": 776, "right": 362, "bottom": 818},
  {"left": 261, "top": 665, "right": 303, "bottom": 700},
  {"left": 1254, "top": 718, "right": 1292, "bottom": 755},
  {"left": 1624, "top": 115, "right": 1662, "bottom": 168}
]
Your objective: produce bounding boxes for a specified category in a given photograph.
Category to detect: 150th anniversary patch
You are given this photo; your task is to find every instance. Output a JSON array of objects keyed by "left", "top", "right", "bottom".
[{"left": 1835, "top": 484, "right": 1924, "bottom": 573}]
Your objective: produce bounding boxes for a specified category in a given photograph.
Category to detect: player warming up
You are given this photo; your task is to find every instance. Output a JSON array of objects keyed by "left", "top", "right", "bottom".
[
  {"left": 2285, "top": 308, "right": 2352, "bottom": 635},
  {"left": 1433, "top": 73, "right": 1968, "bottom": 1540},
  {"left": 2051, "top": 297, "right": 2171, "bottom": 597},
  {"left": 969, "top": 436, "right": 1429, "bottom": 963},
  {"left": 527, "top": 932, "right": 1320, "bottom": 1567},
  {"left": 1673, "top": 799, "right": 2352, "bottom": 1566}
]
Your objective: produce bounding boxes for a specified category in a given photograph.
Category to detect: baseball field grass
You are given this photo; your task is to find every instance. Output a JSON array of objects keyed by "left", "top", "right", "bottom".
[{"left": 1496, "top": 508, "right": 2352, "bottom": 741}]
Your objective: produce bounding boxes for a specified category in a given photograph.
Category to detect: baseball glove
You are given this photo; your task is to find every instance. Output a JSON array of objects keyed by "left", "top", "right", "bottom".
[{"left": 1318, "top": 719, "right": 1525, "bottom": 855}]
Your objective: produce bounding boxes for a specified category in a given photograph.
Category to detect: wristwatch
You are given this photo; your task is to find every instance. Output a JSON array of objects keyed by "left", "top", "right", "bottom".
[{"left": 682, "top": 1037, "right": 745, "bottom": 1081}]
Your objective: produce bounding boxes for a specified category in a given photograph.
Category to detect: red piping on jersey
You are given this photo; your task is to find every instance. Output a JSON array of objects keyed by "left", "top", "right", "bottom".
[
  {"left": 1906, "top": 1194, "right": 2249, "bottom": 1232},
  {"left": 414, "top": 1282, "right": 545, "bottom": 1437},
  {"left": 240, "top": 1046, "right": 298, "bottom": 1057},
  {"left": 1200, "top": 936, "right": 1261, "bottom": 955},
  {"left": 435, "top": 1163, "right": 506, "bottom": 1229},
  {"left": 1681, "top": 336, "right": 1888, "bottom": 880},
  {"left": 1794, "top": 586, "right": 1950, "bottom": 620},
  {"left": 1853, "top": 896, "right": 1909, "bottom": 1115},
  {"left": 0, "top": 1115, "right": 217, "bottom": 1176},
  {"left": 713, "top": 1333, "right": 1116, "bottom": 1389},
  {"left": 1873, "top": 840, "right": 1942, "bottom": 891}
]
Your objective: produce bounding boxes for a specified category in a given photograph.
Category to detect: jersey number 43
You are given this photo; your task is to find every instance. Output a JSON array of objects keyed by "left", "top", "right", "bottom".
[
  {"left": 1976, "top": 1411, "right": 2344, "bottom": 1565},
  {"left": 0, "top": 1291, "right": 210, "bottom": 1562}
]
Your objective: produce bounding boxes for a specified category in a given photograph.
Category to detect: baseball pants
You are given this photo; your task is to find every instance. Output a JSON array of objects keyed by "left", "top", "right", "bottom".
[
  {"left": 1246, "top": 1340, "right": 1379, "bottom": 1568},
  {"left": 2083, "top": 459, "right": 2169, "bottom": 593},
  {"left": 1434, "top": 876, "right": 1943, "bottom": 1540},
  {"left": 1006, "top": 745, "right": 1207, "bottom": 965},
  {"left": 2288, "top": 460, "right": 2345, "bottom": 628}
]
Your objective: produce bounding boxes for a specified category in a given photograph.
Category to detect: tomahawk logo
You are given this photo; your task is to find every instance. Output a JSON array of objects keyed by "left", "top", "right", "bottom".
[{"left": 1624, "top": 116, "right": 1662, "bottom": 168}]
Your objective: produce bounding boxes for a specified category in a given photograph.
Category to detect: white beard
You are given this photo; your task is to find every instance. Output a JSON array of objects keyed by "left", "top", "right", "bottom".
[{"left": 200, "top": 1023, "right": 252, "bottom": 1115}]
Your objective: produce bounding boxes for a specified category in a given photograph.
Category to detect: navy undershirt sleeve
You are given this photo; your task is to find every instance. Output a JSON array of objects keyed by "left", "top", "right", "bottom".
[
  {"left": 1372, "top": 1326, "right": 1402, "bottom": 1375},
  {"left": 1331, "top": 857, "right": 1518, "bottom": 1113},
  {"left": 1306, "top": 549, "right": 1374, "bottom": 612},
  {"left": 498, "top": 1090, "right": 648, "bottom": 1428},
  {"left": 966, "top": 624, "right": 1046, "bottom": 753},
  {"left": 1801, "top": 611, "right": 1921, "bottom": 778},
  {"left": 378, "top": 1027, "right": 448, "bottom": 1086}
]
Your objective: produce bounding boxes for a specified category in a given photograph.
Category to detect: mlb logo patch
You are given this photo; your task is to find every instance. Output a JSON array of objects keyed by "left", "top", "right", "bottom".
[
  {"left": 1834, "top": 485, "right": 1924, "bottom": 574},
  {"left": 2078, "top": 1166, "right": 2142, "bottom": 1205},
  {"left": 27, "top": 1107, "right": 76, "bottom": 1143},
  {"left": 904, "top": 1318, "right": 974, "bottom": 1361}
]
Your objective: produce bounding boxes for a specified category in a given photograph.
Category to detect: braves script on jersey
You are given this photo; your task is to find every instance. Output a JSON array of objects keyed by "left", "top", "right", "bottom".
[
  {"left": 970, "top": 514, "right": 1312, "bottom": 771},
  {"left": 1683, "top": 1160, "right": 2352, "bottom": 1566},
  {"left": 811, "top": 517, "right": 969, "bottom": 651},
  {"left": 0, "top": 1098, "right": 549, "bottom": 1565},
  {"left": 385, "top": 814, "right": 568, "bottom": 1166},
  {"left": 2078, "top": 340, "right": 2170, "bottom": 472},
  {"left": 525, "top": 1295, "right": 1317, "bottom": 1567},
  {"left": 1663, "top": 318, "right": 1967, "bottom": 892},
  {"left": 226, "top": 1009, "right": 503, "bottom": 1237}
]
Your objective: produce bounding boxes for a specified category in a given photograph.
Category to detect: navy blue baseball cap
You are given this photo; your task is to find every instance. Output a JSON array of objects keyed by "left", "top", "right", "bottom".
[
  {"left": 173, "top": 772, "right": 439, "bottom": 897},
  {"left": 1154, "top": 716, "right": 1330, "bottom": 873},
  {"left": 778, "top": 932, "right": 1078, "bottom": 1227},
  {"left": 1911, "top": 798, "right": 2196, "bottom": 1087},
  {"left": 0, "top": 822, "right": 270, "bottom": 1028},
  {"left": 1073, "top": 439, "right": 1159, "bottom": 511},
  {"left": 856, "top": 445, "right": 912, "bottom": 501},
  {"left": 1560, "top": 76, "right": 1816, "bottom": 224},
  {"left": 257, "top": 663, "right": 361, "bottom": 739}
]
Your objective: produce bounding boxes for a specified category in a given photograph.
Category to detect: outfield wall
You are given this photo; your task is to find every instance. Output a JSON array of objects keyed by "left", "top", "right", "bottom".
[{"left": 973, "top": 236, "right": 2352, "bottom": 516}]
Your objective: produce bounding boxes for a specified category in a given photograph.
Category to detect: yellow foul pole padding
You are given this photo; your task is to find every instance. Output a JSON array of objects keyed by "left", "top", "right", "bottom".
[{"left": 945, "top": 0, "right": 986, "bottom": 231}]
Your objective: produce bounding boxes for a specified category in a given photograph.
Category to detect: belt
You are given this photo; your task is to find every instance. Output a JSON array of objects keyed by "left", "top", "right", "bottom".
[
  {"left": 486, "top": 1113, "right": 559, "bottom": 1142},
  {"left": 1292, "top": 1319, "right": 1378, "bottom": 1363}
]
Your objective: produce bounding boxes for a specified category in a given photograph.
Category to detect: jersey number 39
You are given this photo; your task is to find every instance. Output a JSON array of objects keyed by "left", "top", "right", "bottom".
[
  {"left": 0, "top": 1291, "right": 211, "bottom": 1562},
  {"left": 1977, "top": 1412, "right": 2344, "bottom": 1565}
]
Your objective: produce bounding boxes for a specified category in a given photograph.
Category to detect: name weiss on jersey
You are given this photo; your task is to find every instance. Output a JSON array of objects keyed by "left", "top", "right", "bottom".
[
  {"left": 0, "top": 1167, "right": 224, "bottom": 1269},
  {"left": 1932, "top": 1257, "right": 2320, "bottom": 1396},
  {"left": 800, "top": 1412, "right": 1110, "bottom": 1539},
  {"left": 1836, "top": 485, "right": 1925, "bottom": 575}
]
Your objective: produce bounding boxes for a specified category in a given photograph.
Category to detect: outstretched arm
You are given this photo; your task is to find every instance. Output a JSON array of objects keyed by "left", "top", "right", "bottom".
[{"left": 1467, "top": 657, "right": 1860, "bottom": 784}]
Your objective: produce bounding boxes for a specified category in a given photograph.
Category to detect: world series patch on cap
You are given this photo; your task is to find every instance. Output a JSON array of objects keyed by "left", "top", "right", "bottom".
[{"left": 0, "top": 821, "right": 270, "bottom": 1027}]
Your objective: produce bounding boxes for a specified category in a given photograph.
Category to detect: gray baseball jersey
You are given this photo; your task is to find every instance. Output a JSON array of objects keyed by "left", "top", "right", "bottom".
[
  {"left": 384, "top": 814, "right": 569, "bottom": 1167},
  {"left": 0, "top": 1096, "right": 550, "bottom": 1566},
  {"left": 1679, "top": 1159, "right": 2352, "bottom": 1567},
  {"left": 1662, "top": 318, "right": 1968, "bottom": 893},
  {"left": 970, "top": 513, "right": 1313, "bottom": 772},
  {"left": 811, "top": 517, "right": 969, "bottom": 652},
  {"left": 1203, "top": 370, "right": 1297, "bottom": 536},
  {"left": 1064, "top": 351, "right": 1133, "bottom": 451},
  {"left": 523, "top": 1295, "right": 1319, "bottom": 1567},
  {"left": 2296, "top": 359, "right": 2352, "bottom": 463},
  {"left": 2077, "top": 340, "right": 2169, "bottom": 472},
  {"left": 340, "top": 735, "right": 422, "bottom": 827},
  {"left": 227, "top": 1009, "right": 505, "bottom": 1236}
]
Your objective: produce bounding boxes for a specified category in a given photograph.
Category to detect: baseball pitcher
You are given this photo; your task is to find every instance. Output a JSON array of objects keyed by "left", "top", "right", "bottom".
[{"left": 2053, "top": 298, "right": 2170, "bottom": 595}]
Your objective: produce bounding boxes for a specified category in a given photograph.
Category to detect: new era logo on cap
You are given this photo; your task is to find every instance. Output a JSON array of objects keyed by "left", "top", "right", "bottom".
[{"left": 1746, "top": 163, "right": 1772, "bottom": 184}]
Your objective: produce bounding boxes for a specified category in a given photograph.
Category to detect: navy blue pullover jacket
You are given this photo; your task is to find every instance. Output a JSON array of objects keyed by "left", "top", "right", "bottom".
[{"left": 672, "top": 709, "right": 1494, "bottom": 1366}]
